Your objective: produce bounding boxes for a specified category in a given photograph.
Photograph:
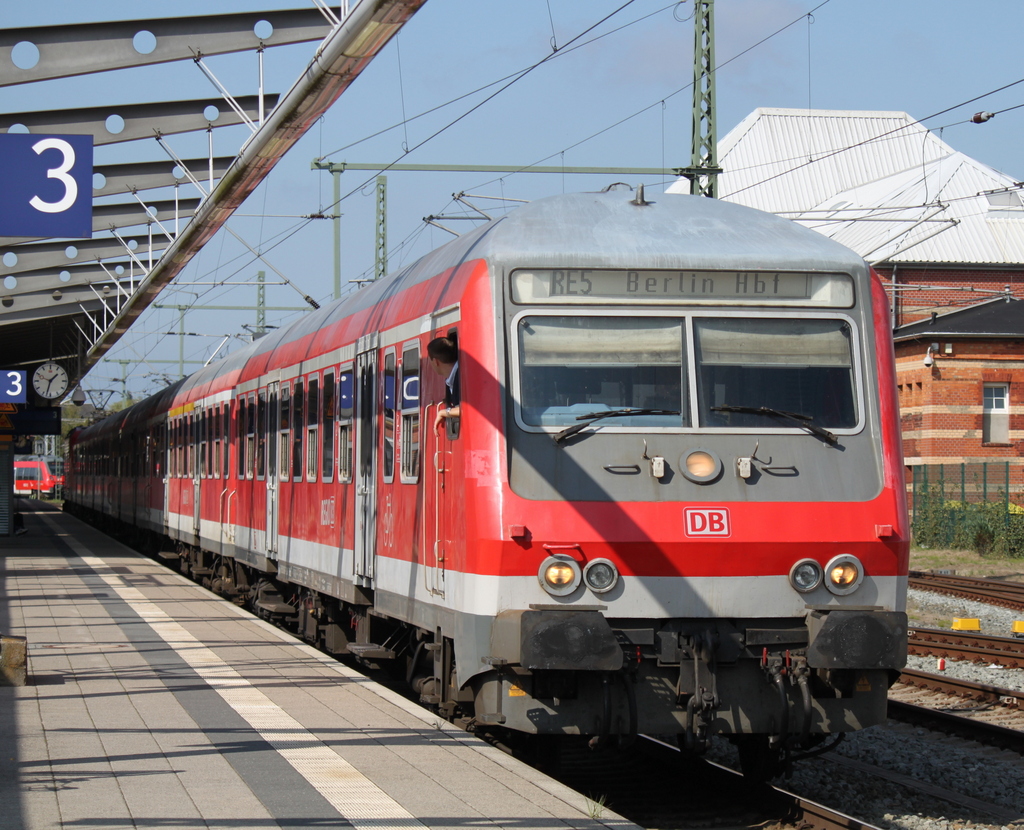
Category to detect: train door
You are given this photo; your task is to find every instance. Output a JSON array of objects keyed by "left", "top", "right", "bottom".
[
  {"left": 265, "top": 382, "right": 280, "bottom": 556},
  {"left": 192, "top": 408, "right": 202, "bottom": 543},
  {"left": 428, "top": 402, "right": 451, "bottom": 597},
  {"left": 162, "top": 420, "right": 171, "bottom": 535},
  {"left": 354, "top": 335, "right": 378, "bottom": 585}
]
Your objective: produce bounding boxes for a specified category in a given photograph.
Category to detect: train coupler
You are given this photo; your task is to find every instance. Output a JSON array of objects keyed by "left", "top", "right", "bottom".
[{"left": 680, "top": 629, "right": 720, "bottom": 753}]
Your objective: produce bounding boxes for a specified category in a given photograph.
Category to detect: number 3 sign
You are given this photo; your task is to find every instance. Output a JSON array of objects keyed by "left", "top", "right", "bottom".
[{"left": 0, "top": 134, "right": 93, "bottom": 238}]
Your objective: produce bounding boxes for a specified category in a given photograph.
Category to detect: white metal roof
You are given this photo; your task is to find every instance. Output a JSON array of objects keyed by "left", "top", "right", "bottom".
[{"left": 667, "top": 108, "right": 1024, "bottom": 265}]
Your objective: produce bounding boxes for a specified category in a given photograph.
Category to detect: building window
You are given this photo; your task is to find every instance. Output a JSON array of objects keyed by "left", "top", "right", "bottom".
[{"left": 983, "top": 383, "right": 1009, "bottom": 444}]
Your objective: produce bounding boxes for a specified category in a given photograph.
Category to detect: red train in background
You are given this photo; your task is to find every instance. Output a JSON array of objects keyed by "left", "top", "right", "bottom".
[
  {"left": 66, "top": 187, "right": 908, "bottom": 777},
  {"left": 15, "top": 455, "right": 64, "bottom": 498}
]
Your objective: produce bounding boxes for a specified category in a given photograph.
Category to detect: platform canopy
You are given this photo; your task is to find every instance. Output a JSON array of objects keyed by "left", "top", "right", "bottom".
[{"left": 0, "top": 1, "right": 427, "bottom": 395}]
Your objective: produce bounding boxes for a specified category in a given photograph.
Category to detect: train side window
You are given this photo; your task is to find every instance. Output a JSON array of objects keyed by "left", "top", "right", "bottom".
[
  {"left": 237, "top": 397, "right": 247, "bottom": 479},
  {"left": 169, "top": 417, "right": 176, "bottom": 478},
  {"left": 338, "top": 366, "right": 353, "bottom": 482},
  {"left": 246, "top": 394, "right": 256, "bottom": 480},
  {"left": 322, "top": 371, "right": 336, "bottom": 482},
  {"left": 222, "top": 404, "right": 230, "bottom": 479},
  {"left": 256, "top": 389, "right": 267, "bottom": 481},
  {"left": 306, "top": 375, "right": 319, "bottom": 482},
  {"left": 383, "top": 350, "right": 396, "bottom": 483},
  {"left": 185, "top": 414, "right": 192, "bottom": 477},
  {"left": 292, "top": 378, "right": 304, "bottom": 482},
  {"left": 400, "top": 344, "right": 420, "bottom": 482},
  {"left": 203, "top": 409, "right": 211, "bottom": 478},
  {"left": 212, "top": 406, "right": 221, "bottom": 478},
  {"left": 279, "top": 384, "right": 291, "bottom": 480}
]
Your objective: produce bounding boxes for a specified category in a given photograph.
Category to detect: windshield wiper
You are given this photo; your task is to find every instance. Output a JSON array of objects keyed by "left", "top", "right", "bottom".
[
  {"left": 553, "top": 408, "right": 680, "bottom": 444},
  {"left": 710, "top": 405, "right": 838, "bottom": 445}
]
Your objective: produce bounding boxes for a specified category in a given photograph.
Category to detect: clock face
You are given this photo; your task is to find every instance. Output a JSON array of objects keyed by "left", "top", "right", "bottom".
[{"left": 32, "top": 362, "right": 69, "bottom": 400}]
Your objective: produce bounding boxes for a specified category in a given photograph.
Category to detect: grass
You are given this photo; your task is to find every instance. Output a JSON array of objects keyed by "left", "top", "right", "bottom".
[
  {"left": 584, "top": 793, "right": 607, "bottom": 820},
  {"left": 909, "top": 547, "right": 1024, "bottom": 581}
]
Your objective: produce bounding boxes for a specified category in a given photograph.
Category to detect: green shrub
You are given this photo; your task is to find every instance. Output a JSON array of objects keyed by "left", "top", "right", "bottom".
[{"left": 911, "top": 487, "right": 1024, "bottom": 558}]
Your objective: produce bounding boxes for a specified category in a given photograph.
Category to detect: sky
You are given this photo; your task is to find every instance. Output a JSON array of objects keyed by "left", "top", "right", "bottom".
[{"left": 3, "top": 0, "right": 1024, "bottom": 402}]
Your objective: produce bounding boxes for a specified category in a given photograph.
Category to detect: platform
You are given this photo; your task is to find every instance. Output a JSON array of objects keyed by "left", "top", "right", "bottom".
[{"left": 1, "top": 501, "right": 637, "bottom": 830}]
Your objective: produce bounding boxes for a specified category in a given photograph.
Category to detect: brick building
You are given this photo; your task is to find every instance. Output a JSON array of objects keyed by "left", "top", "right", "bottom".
[{"left": 893, "top": 297, "right": 1024, "bottom": 492}]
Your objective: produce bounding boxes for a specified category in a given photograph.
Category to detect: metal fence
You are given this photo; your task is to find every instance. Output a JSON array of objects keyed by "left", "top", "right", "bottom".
[{"left": 910, "top": 463, "right": 1024, "bottom": 555}]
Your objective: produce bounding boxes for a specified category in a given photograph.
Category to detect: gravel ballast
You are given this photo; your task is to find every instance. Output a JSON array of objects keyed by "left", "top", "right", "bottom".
[{"left": 705, "top": 588, "right": 1024, "bottom": 830}]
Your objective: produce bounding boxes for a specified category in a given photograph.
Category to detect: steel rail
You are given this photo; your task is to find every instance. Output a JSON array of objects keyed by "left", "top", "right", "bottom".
[
  {"left": 909, "top": 571, "right": 1024, "bottom": 612},
  {"left": 898, "top": 666, "right": 1024, "bottom": 707},
  {"left": 908, "top": 626, "right": 1024, "bottom": 668},
  {"left": 888, "top": 698, "right": 1024, "bottom": 755}
]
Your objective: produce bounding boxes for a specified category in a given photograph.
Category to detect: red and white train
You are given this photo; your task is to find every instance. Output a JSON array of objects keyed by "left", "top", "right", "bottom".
[{"left": 66, "top": 187, "right": 908, "bottom": 776}]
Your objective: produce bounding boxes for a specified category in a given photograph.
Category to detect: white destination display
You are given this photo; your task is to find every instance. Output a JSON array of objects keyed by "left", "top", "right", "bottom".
[{"left": 511, "top": 269, "right": 853, "bottom": 307}]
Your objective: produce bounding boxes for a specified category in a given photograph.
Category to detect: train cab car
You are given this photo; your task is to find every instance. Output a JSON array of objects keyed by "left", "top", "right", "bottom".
[
  {"left": 14, "top": 455, "right": 64, "bottom": 498},
  {"left": 66, "top": 188, "right": 908, "bottom": 777}
]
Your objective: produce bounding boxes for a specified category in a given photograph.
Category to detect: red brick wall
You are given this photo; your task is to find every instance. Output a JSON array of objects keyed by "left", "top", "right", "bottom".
[
  {"left": 895, "top": 336, "right": 1024, "bottom": 492},
  {"left": 876, "top": 265, "right": 1024, "bottom": 327}
]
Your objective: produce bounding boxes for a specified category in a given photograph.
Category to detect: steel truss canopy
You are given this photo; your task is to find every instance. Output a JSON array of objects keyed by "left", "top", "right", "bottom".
[{"left": 0, "top": 1, "right": 427, "bottom": 391}]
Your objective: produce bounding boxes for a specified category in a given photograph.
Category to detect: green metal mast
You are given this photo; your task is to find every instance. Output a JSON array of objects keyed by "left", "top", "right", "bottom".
[
  {"left": 375, "top": 175, "right": 388, "bottom": 281},
  {"left": 681, "top": 0, "right": 721, "bottom": 198}
]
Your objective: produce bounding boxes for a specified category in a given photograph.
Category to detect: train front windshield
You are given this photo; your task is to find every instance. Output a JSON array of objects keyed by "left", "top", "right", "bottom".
[{"left": 515, "top": 315, "right": 857, "bottom": 431}]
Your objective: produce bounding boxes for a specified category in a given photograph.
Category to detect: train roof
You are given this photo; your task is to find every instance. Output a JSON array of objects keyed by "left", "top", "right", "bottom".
[
  {"left": 79, "top": 189, "right": 868, "bottom": 438},
  {"left": 201, "top": 188, "right": 868, "bottom": 369}
]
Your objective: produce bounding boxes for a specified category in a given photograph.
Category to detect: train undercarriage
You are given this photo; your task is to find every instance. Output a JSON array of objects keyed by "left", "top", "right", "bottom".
[{"left": 65, "top": 503, "right": 905, "bottom": 780}]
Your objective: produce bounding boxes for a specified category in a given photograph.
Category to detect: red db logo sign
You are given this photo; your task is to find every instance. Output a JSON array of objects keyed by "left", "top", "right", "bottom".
[{"left": 684, "top": 507, "right": 731, "bottom": 537}]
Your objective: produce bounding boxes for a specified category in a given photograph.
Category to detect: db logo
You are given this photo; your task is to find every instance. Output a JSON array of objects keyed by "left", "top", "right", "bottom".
[{"left": 684, "top": 507, "right": 731, "bottom": 537}]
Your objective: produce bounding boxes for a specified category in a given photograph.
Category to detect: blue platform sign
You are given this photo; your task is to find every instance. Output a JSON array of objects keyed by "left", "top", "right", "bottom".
[
  {"left": 0, "top": 134, "right": 93, "bottom": 238},
  {"left": 1, "top": 371, "right": 27, "bottom": 404}
]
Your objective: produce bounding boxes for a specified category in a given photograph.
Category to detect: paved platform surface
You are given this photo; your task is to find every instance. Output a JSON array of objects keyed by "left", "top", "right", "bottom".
[{"left": 1, "top": 501, "right": 636, "bottom": 830}]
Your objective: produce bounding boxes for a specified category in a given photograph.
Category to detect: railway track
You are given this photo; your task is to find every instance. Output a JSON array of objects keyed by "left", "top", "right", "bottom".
[
  {"left": 541, "top": 735, "right": 889, "bottom": 830},
  {"left": 909, "top": 569, "right": 1024, "bottom": 612},
  {"left": 908, "top": 625, "right": 1024, "bottom": 667}
]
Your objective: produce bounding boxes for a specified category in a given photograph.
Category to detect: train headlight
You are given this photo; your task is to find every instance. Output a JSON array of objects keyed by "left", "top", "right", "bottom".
[
  {"left": 681, "top": 449, "right": 722, "bottom": 483},
  {"left": 583, "top": 559, "right": 619, "bottom": 593},
  {"left": 789, "top": 558, "right": 823, "bottom": 593},
  {"left": 824, "top": 554, "right": 864, "bottom": 595},
  {"left": 539, "top": 555, "right": 581, "bottom": 596}
]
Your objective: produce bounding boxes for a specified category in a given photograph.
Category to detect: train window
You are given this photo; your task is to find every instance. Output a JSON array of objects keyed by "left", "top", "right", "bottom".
[
  {"left": 246, "top": 394, "right": 256, "bottom": 480},
  {"left": 279, "top": 384, "right": 291, "bottom": 480},
  {"left": 185, "top": 414, "right": 192, "bottom": 477},
  {"left": 517, "top": 316, "right": 687, "bottom": 427},
  {"left": 307, "top": 376, "right": 319, "bottom": 482},
  {"left": 695, "top": 318, "right": 856, "bottom": 429},
  {"left": 322, "top": 371, "right": 336, "bottom": 481},
  {"left": 168, "top": 418, "right": 176, "bottom": 478},
  {"left": 383, "top": 351, "right": 396, "bottom": 483},
  {"left": 400, "top": 344, "right": 420, "bottom": 481},
  {"left": 267, "top": 386, "right": 278, "bottom": 480},
  {"left": 223, "top": 404, "right": 230, "bottom": 479},
  {"left": 237, "top": 398, "right": 247, "bottom": 479},
  {"left": 211, "top": 407, "right": 220, "bottom": 478},
  {"left": 201, "top": 409, "right": 209, "bottom": 478},
  {"left": 292, "top": 378, "right": 304, "bottom": 481},
  {"left": 338, "top": 367, "right": 353, "bottom": 482},
  {"left": 256, "top": 390, "right": 267, "bottom": 480}
]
